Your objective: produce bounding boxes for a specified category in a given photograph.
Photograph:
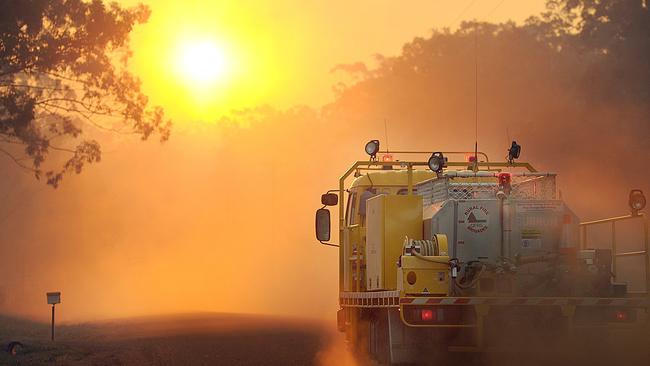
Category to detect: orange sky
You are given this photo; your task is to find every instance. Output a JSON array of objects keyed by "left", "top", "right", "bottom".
[
  {"left": 119, "top": 0, "right": 546, "bottom": 120},
  {"left": 2, "top": 0, "right": 562, "bottom": 323}
]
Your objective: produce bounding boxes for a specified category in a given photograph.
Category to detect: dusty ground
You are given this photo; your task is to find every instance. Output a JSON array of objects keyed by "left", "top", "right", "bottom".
[
  {"left": 2, "top": 313, "right": 649, "bottom": 366},
  {"left": 0, "top": 313, "right": 343, "bottom": 366}
]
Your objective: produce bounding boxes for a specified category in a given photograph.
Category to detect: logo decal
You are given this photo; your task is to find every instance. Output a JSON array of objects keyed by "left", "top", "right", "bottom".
[{"left": 464, "top": 205, "right": 489, "bottom": 233}]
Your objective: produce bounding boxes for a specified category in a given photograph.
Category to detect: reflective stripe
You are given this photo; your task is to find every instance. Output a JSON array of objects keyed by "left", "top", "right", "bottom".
[{"left": 339, "top": 292, "right": 650, "bottom": 308}]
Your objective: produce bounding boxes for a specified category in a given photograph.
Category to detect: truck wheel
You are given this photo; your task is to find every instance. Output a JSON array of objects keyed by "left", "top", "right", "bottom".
[{"left": 369, "top": 309, "right": 391, "bottom": 365}]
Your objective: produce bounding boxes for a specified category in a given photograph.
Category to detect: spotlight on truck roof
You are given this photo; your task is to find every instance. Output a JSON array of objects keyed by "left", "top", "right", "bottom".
[
  {"left": 427, "top": 152, "right": 446, "bottom": 173},
  {"left": 365, "top": 140, "right": 380, "bottom": 158},
  {"left": 629, "top": 189, "right": 646, "bottom": 215}
]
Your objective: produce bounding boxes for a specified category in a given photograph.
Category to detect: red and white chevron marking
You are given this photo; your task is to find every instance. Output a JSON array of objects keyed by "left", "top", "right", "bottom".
[
  {"left": 338, "top": 291, "right": 650, "bottom": 308},
  {"left": 400, "top": 297, "right": 649, "bottom": 306}
]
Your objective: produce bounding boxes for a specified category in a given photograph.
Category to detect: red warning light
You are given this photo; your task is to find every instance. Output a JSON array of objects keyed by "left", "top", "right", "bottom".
[
  {"left": 498, "top": 172, "right": 512, "bottom": 187},
  {"left": 466, "top": 155, "right": 477, "bottom": 163},
  {"left": 382, "top": 154, "right": 393, "bottom": 162},
  {"left": 420, "top": 309, "right": 435, "bottom": 321}
]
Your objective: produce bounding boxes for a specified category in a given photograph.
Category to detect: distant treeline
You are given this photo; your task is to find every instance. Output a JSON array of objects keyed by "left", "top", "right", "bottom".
[
  {"left": 224, "top": 0, "right": 650, "bottom": 215},
  {"left": 330, "top": 0, "right": 650, "bottom": 107}
]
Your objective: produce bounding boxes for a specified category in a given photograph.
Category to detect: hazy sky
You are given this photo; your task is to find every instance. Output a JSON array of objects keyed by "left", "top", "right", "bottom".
[
  {"left": 4, "top": 0, "right": 649, "bottom": 324},
  {"left": 119, "top": 0, "right": 546, "bottom": 120},
  {"left": 2, "top": 0, "right": 561, "bottom": 322}
]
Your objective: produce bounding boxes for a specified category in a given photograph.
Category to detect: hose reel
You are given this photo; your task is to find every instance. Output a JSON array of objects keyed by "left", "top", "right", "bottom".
[{"left": 403, "top": 234, "right": 449, "bottom": 257}]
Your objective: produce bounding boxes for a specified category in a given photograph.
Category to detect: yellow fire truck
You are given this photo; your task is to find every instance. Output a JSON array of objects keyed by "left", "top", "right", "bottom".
[{"left": 315, "top": 140, "right": 649, "bottom": 364}]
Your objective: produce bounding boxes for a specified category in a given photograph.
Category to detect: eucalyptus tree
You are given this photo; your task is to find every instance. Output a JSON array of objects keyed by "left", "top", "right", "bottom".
[{"left": 0, "top": 0, "right": 170, "bottom": 187}]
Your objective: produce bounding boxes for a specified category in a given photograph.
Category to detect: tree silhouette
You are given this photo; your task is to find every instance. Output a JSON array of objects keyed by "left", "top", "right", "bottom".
[
  {"left": 0, "top": 0, "right": 170, "bottom": 187},
  {"left": 317, "top": 0, "right": 650, "bottom": 214},
  {"left": 540, "top": 0, "right": 650, "bottom": 101}
]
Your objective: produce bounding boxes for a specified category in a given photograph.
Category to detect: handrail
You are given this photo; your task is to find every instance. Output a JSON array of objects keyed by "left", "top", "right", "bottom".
[
  {"left": 351, "top": 160, "right": 537, "bottom": 172},
  {"left": 616, "top": 250, "right": 647, "bottom": 257},
  {"left": 378, "top": 150, "right": 491, "bottom": 162},
  {"left": 580, "top": 214, "right": 640, "bottom": 226},
  {"left": 580, "top": 213, "right": 649, "bottom": 297}
]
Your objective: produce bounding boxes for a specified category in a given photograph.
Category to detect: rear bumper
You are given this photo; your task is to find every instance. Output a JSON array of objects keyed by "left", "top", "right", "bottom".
[
  {"left": 399, "top": 296, "right": 649, "bottom": 327},
  {"left": 338, "top": 292, "right": 649, "bottom": 331},
  {"left": 398, "top": 296, "right": 649, "bottom": 352}
]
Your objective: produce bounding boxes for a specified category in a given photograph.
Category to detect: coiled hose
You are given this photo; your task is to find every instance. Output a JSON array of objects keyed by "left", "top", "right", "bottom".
[
  {"left": 403, "top": 237, "right": 486, "bottom": 291},
  {"left": 404, "top": 237, "right": 450, "bottom": 265}
]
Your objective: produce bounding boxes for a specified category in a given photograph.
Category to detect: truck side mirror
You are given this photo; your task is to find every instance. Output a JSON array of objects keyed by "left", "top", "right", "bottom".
[
  {"left": 316, "top": 208, "right": 331, "bottom": 242},
  {"left": 321, "top": 193, "right": 338, "bottom": 206}
]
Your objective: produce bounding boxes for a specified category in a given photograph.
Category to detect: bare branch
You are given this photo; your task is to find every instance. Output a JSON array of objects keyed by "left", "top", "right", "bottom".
[
  {"left": 35, "top": 102, "right": 128, "bottom": 134},
  {"left": 48, "top": 145, "right": 76, "bottom": 153},
  {"left": 0, "top": 146, "right": 36, "bottom": 172},
  {"left": 0, "top": 82, "right": 80, "bottom": 93}
]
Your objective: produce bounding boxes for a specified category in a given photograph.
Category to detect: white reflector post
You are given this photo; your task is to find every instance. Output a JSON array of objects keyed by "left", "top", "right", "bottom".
[
  {"left": 46, "top": 291, "right": 61, "bottom": 341},
  {"left": 46, "top": 292, "right": 61, "bottom": 304}
]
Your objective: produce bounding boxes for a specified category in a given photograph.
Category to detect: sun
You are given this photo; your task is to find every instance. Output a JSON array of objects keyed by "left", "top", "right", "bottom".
[{"left": 175, "top": 39, "right": 229, "bottom": 89}]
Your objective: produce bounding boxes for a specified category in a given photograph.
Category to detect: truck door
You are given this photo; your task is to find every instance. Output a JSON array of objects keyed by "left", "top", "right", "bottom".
[{"left": 343, "top": 191, "right": 361, "bottom": 291}]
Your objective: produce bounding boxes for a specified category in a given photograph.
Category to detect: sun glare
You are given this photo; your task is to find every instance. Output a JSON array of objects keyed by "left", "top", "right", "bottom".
[{"left": 176, "top": 40, "right": 229, "bottom": 89}]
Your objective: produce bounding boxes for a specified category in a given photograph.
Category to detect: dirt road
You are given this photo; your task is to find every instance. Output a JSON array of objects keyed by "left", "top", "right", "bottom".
[
  {"left": 3, "top": 313, "right": 647, "bottom": 366},
  {"left": 0, "top": 313, "right": 342, "bottom": 365}
]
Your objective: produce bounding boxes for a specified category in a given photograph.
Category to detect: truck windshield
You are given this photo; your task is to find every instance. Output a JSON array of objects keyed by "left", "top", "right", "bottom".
[
  {"left": 346, "top": 192, "right": 357, "bottom": 226},
  {"left": 358, "top": 188, "right": 377, "bottom": 221},
  {"left": 397, "top": 188, "right": 416, "bottom": 195},
  {"left": 346, "top": 188, "right": 382, "bottom": 226}
]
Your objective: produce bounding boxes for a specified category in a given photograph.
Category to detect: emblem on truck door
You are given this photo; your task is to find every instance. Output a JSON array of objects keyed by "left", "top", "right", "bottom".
[{"left": 464, "top": 205, "right": 489, "bottom": 233}]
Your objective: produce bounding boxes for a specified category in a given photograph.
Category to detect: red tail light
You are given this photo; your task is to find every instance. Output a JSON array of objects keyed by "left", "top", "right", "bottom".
[
  {"left": 420, "top": 309, "right": 435, "bottom": 321},
  {"left": 614, "top": 310, "right": 628, "bottom": 321}
]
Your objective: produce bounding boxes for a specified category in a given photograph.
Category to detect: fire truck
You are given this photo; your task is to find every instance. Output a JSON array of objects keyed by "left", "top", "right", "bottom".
[{"left": 315, "top": 141, "right": 649, "bottom": 364}]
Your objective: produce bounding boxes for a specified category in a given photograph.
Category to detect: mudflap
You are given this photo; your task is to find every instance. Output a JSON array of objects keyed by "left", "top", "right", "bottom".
[
  {"left": 368, "top": 308, "right": 462, "bottom": 365},
  {"left": 387, "top": 308, "right": 451, "bottom": 364},
  {"left": 337, "top": 308, "right": 346, "bottom": 332},
  {"left": 387, "top": 308, "right": 418, "bottom": 364}
]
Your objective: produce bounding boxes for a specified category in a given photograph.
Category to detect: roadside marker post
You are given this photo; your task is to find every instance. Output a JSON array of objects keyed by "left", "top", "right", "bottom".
[{"left": 46, "top": 292, "right": 61, "bottom": 341}]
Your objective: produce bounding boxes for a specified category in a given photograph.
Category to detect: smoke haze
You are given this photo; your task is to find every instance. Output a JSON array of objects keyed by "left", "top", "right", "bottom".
[{"left": 1, "top": 1, "right": 649, "bottom": 329}]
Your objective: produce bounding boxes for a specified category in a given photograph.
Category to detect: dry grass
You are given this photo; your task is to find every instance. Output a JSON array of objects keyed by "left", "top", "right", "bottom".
[{"left": 0, "top": 313, "right": 328, "bottom": 365}]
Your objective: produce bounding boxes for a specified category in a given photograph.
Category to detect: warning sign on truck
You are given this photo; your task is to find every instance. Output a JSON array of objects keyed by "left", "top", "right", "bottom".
[
  {"left": 521, "top": 228, "right": 542, "bottom": 249},
  {"left": 516, "top": 201, "right": 563, "bottom": 212},
  {"left": 464, "top": 205, "right": 489, "bottom": 233}
]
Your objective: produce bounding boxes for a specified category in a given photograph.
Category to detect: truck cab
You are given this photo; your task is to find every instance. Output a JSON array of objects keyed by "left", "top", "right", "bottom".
[{"left": 342, "top": 170, "right": 436, "bottom": 292}]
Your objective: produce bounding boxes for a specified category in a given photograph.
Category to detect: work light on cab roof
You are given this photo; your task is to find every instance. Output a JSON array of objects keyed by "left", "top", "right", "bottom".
[{"left": 365, "top": 140, "right": 380, "bottom": 159}]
